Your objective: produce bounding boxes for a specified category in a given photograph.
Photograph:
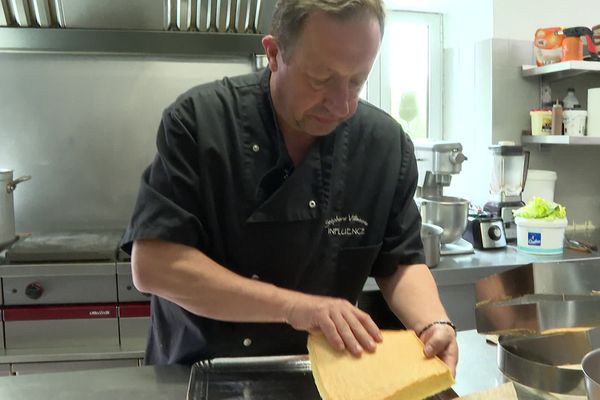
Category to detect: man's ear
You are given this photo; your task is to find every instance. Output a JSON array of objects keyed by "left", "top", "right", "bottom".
[{"left": 262, "top": 35, "right": 281, "bottom": 72}]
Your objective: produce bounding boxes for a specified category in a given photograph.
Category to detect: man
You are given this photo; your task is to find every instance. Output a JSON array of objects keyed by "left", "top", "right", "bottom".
[{"left": 122, "top": 0, "right": 458, "bottom": 375}]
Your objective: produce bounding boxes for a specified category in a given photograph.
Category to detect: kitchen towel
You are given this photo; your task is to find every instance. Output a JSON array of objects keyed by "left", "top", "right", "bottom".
[{"left": 588, "top": 88, "right": 600, "bottom": 136}]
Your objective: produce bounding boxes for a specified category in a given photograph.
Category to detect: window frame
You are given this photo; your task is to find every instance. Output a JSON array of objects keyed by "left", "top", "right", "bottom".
[{"left": 366, "top": 10, "right": 443, "bottom": 140}]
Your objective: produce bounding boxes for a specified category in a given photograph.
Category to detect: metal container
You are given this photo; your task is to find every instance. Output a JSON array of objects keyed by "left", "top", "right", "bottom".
[
  {"left": 0, "top": 170, "right": 31, "bottom": 248},
  {"left": 420, "top": 223, "right": 443, "bottom": 268},
  {"left": 583, "top": 348, "right": 600, "bottom": 400},
  {"left": 420, "top": 196, "right": 469, "bottom": 244}
]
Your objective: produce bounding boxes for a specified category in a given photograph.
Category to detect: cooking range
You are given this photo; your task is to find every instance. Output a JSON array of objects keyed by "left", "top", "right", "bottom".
[{"left": 0, "top": 230, "right": 149, "bottom": 351}]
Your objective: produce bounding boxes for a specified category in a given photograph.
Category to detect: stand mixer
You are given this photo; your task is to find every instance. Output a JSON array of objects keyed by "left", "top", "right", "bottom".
[
  {"left": 414, "top": 140, "right": 473, "bottom": 255},
  {"left": 484, "top": 142, "right": 530, "bottom": 242}
]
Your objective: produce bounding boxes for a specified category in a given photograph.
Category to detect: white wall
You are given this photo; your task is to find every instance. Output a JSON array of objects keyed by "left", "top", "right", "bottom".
[{"left": 493, "top": 0, "right": 600, "bottom": 41}]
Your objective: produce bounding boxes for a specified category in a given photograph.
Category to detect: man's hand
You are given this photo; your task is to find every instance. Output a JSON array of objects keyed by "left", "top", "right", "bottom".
[
  {"left": 419, "top": 323, "right": 458, "bottom": 377},
  {"left": 285, "top": 294, "right": 382, "bottom": 356}
]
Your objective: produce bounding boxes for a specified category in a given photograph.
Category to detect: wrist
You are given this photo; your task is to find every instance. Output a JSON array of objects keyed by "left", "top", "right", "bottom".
[{"left": 417, "top": 320, "right": 456, "bottom": 338}]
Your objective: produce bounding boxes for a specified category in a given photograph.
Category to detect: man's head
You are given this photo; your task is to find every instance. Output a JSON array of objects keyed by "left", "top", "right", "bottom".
[
  {"left": 263, "top": 1, "right": 385, "bottom": 140},
  {"left": 271, "top": 0, "right": 385, "bottom": 63}
]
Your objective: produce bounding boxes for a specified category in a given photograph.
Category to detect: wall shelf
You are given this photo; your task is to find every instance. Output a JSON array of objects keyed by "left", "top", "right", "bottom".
[
  {"left": 0, "top": 27, "right": 265, "bottom": 58},
  {"left": 522, "top": 135, "right": 600, "bottom": 145},
  {"left": 522, "top": 61, "right": 600, "bottom": 81}
]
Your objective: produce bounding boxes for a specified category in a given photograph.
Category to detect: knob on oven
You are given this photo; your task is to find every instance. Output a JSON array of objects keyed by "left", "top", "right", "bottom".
[{"left": 25, "top": 282, "right": 44, "bottom": 300}]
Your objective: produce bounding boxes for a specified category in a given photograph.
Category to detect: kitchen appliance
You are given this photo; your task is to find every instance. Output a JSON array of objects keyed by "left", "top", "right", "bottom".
[
  {"left": 583, "top": 348, "right": 600, "bottom": 400},
  {"left": 560, "top": 26, "right": 600, "bottom": 62},
  {"left": 0, "top": 170, "right": 31, "bottom": 250},
  {"left": 462, "top": 213, "right": 506, "bottom": 250},
  {"left": 420, "top": 223, "right": 443, "bottom": 268},
  {"left": 0, "top": 230, "right": 150, "bottom": 350},
  {"left": 415, "top": 140, "right": 473, "bottom": 255},
  {"left": 474, "top": 262, "right": 600, "bottom": 396},
  {"left": 483, "top": 142, "right": 529, "bottom": 242}
]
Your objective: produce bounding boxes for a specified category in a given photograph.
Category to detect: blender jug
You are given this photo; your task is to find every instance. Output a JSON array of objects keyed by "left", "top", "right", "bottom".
[{"left": 484, "top": 142, "right": 530, "bottom": 241}]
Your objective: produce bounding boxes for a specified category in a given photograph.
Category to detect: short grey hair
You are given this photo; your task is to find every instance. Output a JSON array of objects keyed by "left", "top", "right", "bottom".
[{"left": 270, "top": 0, "right": 386, "bottom": 62}]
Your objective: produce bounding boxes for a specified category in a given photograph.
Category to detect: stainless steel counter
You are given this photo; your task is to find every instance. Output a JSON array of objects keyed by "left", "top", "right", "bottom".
[
  {"left": 0, "top": 330, "right": 503, "bottom": 399},
  {"left": 364, "top": 240, "right": 600, "bottom": 291}
]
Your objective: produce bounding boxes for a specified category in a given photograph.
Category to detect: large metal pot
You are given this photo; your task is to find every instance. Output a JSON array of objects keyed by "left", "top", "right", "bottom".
[
  {"left": 419, "top": 196, "right": 469, "bottom": 244},
  {"left": 0, "top": 170, "right": 31, "bottom": 248},
  {"left": 420, "top": 223, "right": 443, "bottom": 268},
  {"left": 583, "top": 348, "right": 600, "bottom": 400}
]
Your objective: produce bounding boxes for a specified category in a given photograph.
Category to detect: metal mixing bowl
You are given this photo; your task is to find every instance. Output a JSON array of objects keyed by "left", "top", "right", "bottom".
[
  {"left": 583, "top": 348, "right": 600, "bottom": 400},
  {"left": 419, "top": 196, "right": 469, "bottom": 244}
]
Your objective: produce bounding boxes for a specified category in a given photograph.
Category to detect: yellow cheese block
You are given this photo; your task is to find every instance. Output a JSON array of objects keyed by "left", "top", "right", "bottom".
[{"left": 307, "top": 330, "right": 454, "bottom": 400}]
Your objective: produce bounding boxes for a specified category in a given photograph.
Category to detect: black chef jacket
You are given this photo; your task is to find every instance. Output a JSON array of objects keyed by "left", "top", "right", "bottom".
[{"left": 121, "top": 69, "right": 425, "bottom": 366}]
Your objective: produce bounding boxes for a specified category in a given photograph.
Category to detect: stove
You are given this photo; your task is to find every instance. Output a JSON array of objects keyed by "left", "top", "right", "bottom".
[{"left": 0, "top": 230, "right": 150, "bottom": 351}]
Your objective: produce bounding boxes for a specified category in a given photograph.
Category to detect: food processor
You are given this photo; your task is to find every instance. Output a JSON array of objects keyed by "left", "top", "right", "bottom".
[{"left": 483, "top": 141, "right": 530, "bottom": 242}]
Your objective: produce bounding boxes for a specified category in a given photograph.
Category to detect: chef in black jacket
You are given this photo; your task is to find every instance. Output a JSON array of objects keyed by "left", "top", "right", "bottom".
[{"left": 121, "top": 0, "right": 458, "bottom": 375}]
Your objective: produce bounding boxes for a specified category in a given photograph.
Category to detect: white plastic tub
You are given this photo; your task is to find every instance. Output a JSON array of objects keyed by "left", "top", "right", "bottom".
[
  {"left": 522, "top": 170, "right": 557, "bottom": 203},
  {"left": 515, "top": 217, "right": 567, "bottom": 255}
]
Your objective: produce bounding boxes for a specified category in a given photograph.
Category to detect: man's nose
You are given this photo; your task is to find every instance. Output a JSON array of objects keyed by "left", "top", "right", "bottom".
[{"left": 324, "top": 81, "right": 351, "bottom": 118}]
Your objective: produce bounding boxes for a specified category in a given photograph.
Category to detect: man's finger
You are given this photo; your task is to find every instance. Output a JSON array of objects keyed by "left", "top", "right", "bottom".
[{"left": 331, "top": 312, "right": 363, "bottom": 356}]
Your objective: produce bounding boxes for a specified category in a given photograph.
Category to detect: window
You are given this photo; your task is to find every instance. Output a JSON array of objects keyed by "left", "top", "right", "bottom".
[{"left": 363, "top": 11, "right": 442, "bottom": 140}]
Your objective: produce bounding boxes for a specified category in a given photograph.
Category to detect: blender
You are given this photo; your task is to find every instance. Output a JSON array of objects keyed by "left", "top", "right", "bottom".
[{"left": 484, "top": 142, "right": 530, "bottom": 242}]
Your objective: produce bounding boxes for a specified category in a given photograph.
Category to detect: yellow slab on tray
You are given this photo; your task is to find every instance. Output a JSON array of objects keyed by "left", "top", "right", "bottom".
[{"left": 307, "top": 330, "right": 454, "bottom": 400}]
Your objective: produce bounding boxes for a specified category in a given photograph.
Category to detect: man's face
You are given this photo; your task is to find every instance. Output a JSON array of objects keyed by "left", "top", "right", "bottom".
[{"left": 266, "top": 11, "right": 382, "bottom": 138}]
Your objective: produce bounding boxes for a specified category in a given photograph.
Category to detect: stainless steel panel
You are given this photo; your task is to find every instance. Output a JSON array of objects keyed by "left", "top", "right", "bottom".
[
  {"left": 8, "top": 0, "right": 32, "bottom": 27},
  {"left": 117, "top": 262, "right": 151, "bottom": 302},
  {"left": 235, "top": 0, "right": 247, "bottom": 33},
  {"left": 255, "top": 0, "right": 274, "bottom": 34},
  {"left": 120, "top": 317, "right": 150, "bottom": 349},
  {"left": 58, "top": 0, "right": 166, "bottom": 30},
  {"left": 227, "top": 0, "right": 236, "bottom": 33},
  {"left": 3, "top": 273, "right": 118, "bottom": 305},
  {"left": 31, "top": 0, "right": 52, "bottom": 27},
  {"left": 0, "top": 0, "right": 11, "bottom": 26},
  {"left": 0, "top": 262, "right": 115, "bottom": 277},
  {"left": 216, "top": 0, "right": 228, "bottom": 32},
  {"left": 4, "top": 319, "right": 119, "bottom": 349},
  {"left": 246, "top": 0, "right": 258, "bottom": 33},
  {"left": 11, "top": 359, "right": 138, "bottom": 375},
  {"left": 176, "top": 0, "right": 192, "bottom": 31},
  {"left": 0, "top": 364, "right": 10, "bottom": 376},
  {"left": 195, "top": 0, "right": 209, "bottom": 32}
]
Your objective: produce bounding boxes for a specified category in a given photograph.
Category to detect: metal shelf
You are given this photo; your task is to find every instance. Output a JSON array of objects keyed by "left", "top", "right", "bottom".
[
  {"left": 0, "top": 27, "right": 265, "bottom": 58},
  {"left": 522, "top": 61, "right": 600, "bottom": 81},
  {"left": 522, "top": 135, "right": 600, "bottom": 145}
]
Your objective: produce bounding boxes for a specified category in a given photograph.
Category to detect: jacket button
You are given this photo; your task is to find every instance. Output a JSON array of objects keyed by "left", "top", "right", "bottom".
[
  {"left": 243, "top": 338, "right": 252, "bottom": 347},
  {"left": 308, "top": 200, "right": 317, "bottom": 208},
  {"left": 252, "top": 144, "right": 260, "bottom": 152},
  {"left": 251, "top": 274, "right": 260, "bottom": 280}
]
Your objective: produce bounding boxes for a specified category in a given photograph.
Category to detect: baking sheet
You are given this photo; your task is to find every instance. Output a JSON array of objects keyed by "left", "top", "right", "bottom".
[{"left": 186, "top": 355, "right": 458, "bottom": 400}]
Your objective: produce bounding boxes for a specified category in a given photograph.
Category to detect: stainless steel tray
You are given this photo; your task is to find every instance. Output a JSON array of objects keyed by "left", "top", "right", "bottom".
[
  {"left": 186, "top": 355, "right": 459, "bottom": 400},
  {"left": 186, "top": 356, "right": 320, "bottom": 400}
]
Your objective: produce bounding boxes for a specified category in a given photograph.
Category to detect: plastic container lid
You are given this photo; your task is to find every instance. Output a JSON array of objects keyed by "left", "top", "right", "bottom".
[{"left": 527, "top": 170, "right": 557, "bottom": 181}]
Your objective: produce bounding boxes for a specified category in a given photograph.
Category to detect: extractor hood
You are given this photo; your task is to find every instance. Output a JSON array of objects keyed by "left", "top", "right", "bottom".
[{"left": 0, "top": 0, "right": 275, "bottom": 57}]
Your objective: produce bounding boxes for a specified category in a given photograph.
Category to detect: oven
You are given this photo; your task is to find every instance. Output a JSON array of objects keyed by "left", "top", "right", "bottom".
[{"left": 0, "top": 230, "right": 150, "bottom": 351}]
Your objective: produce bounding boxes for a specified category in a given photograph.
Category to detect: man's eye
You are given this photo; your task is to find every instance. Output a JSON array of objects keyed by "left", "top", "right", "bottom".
[{"left": 311, "top": 77, "right": 330, "bottom": 86}]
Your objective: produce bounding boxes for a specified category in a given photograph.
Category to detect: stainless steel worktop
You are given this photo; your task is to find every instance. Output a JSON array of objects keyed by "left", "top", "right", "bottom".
[
  {"left": 0, "top": 330, "right": 504, "bottom": 399},
  {"left": 364, "top": 238, "right": 600, "bottom": 291}
]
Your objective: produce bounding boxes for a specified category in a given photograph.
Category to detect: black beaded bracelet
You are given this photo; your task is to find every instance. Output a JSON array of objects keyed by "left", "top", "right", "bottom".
[{"left": 417, "top": 320, "right": 457, "bottom": 338}]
